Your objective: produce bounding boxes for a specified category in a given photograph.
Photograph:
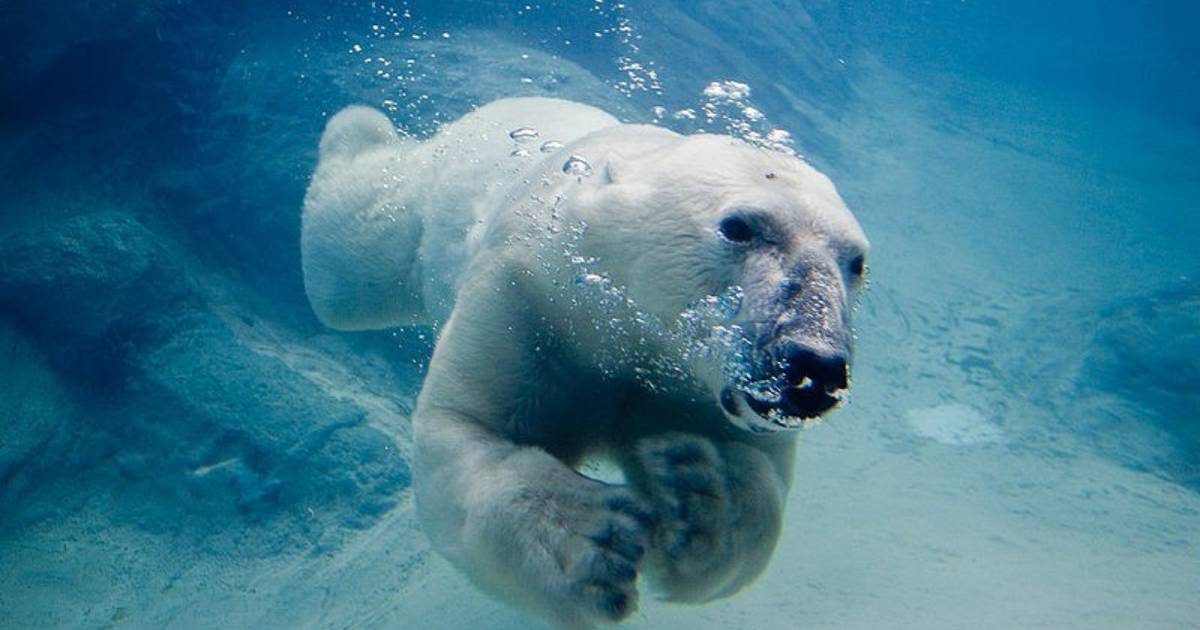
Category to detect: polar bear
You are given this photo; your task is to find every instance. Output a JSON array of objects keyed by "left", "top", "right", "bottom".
[{"left": 302, "top": 98, "right": 869, "bottom": 628}]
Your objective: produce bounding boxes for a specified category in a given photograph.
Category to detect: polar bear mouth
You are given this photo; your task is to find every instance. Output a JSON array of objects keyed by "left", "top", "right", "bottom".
[
  {"left": 720, "top": 383, "right": 844, "bottom": 432},
  {"left": 718, "top": 343, "right": 850, "bottom": 432}
]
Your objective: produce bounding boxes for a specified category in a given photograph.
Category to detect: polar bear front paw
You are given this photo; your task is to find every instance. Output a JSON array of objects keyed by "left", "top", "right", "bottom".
[
  {"left": 564, "top": 491, "right": 655, "bottom": 620},
  {"left": 473, "top": 478, "right": 654, "bottom": 628},
  {"left": 633, "top": 433, "right": 737, "bottom": 600}
]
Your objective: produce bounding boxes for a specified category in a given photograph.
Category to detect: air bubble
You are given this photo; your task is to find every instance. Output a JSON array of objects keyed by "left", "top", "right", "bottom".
[
  {"left": 509, "top": 127, "right": 539, "bottom": 143},
  {"left": 576, "top": 273, "right": 608, "bottom": 287},
  {"left": 562, "top": 155, "right": 593, "bottom": 177},
  {"left": 540, "top": 140, "right": 565, "bottom": 153},
  {"left": 702, "top": 80, "right": 751, "bottom": 100},
  {"left": 765, "top": 129, "right": 793, "bottom": 145}
]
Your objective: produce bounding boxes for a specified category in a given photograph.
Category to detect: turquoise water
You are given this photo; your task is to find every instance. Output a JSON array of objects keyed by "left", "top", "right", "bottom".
[{"left": 1, "top": 2, "right": 1197, "bottom": 628}]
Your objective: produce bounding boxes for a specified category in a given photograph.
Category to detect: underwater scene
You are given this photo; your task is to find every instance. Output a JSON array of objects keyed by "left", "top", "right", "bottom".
[{"left": 1, "top": 1, "right": 1197, "bottom": 628}]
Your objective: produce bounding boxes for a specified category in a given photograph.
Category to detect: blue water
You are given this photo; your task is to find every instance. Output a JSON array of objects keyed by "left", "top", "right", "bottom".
[{"left": 1, "top": 2, "right": 1197, "bottom": 628}]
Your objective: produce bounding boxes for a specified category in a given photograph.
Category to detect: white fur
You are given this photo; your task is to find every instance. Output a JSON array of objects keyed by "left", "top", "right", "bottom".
[{"left": 302, "top": 98, "right": 868, "bottom": 628}]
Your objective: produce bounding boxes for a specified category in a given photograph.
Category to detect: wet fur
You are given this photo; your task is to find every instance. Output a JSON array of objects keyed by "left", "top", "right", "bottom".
[{"left": 303, "top": 97, "right": 865, "bottom": 628}]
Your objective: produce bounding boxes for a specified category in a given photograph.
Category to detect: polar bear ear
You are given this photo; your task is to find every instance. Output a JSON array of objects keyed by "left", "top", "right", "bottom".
[{"left": 603, "top": 152, "right": 626, "bottom": 185}]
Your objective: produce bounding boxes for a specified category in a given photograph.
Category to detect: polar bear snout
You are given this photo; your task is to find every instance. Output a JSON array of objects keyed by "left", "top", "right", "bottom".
[
  {"left": 758, "top": 342, "right": 848, "bottom": 417},
  {"left": 720, "top": 339, "right": 851, "bottom": 431}
]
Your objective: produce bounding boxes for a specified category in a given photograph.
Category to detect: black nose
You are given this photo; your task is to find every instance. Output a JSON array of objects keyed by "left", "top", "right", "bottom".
[{"left": 781, "top": 344, "right": 848, "bottom": 392}]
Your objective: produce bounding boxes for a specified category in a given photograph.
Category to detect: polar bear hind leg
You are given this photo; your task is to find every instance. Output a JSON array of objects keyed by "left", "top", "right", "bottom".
[{"left": 301, "top": 106, "right": 428, "bottom": 330}]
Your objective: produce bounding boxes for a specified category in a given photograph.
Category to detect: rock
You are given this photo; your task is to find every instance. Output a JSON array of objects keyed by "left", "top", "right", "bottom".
[
  {"left": 128, "top": 313, "right": 411, "bottom": 525},
  {"left": 0, "top": 211, "right": 194, "bottom": 340},
  {"left": 0, "top": 322, "right": 73, "bottom": 501},
  {"left": 1079, "top": 281, "right": 1200, "bottom": 486},
  {"left": 0, "top": 206, "right": 412, "bottom": 540}
]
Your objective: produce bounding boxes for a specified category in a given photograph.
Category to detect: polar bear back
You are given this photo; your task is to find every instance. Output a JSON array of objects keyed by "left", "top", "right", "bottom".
[{"left": 302, "top": 98, "right": 619, "bottom": 330}]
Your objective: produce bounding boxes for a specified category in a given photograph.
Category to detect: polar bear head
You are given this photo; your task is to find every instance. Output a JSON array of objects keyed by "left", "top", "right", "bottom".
[{"left": 571, "top": 133, "right": 869, "bottom": 433}]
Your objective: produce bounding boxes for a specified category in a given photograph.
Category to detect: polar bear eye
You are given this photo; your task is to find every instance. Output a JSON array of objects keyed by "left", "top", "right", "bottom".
[
  {"left": 717, "top": 216, "right": 756, "bottom": 244},
  {"left": 849, "top": 255, "right": 866, "bottom": 276}
]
